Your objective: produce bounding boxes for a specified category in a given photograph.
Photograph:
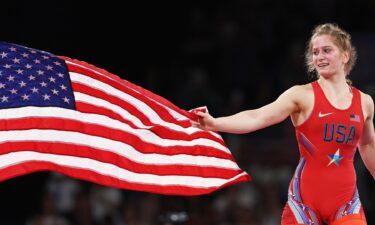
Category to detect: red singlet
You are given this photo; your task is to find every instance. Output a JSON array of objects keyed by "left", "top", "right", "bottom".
[{"left": 281, "top": 81, "right": 366, "bottom": 224}]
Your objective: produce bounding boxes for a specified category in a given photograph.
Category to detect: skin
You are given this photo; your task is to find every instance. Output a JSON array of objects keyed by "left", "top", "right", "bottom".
[{"left": 194, "top": 34, "right": 375, "bottom": 179}]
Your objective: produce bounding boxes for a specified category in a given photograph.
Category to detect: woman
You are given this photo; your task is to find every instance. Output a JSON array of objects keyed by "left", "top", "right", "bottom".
[{"left": 194, "top": 23, "right": 375, "bottom": 225}]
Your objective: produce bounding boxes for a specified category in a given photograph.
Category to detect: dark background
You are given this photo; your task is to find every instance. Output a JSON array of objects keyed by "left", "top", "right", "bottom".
[{"left": 1, "top": 1, "right": 375, "bottom": 224}]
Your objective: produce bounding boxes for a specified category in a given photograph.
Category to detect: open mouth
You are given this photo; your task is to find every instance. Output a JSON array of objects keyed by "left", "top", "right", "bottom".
[{"left": 318, "top": 63, "right": 329, "bottom": 67}]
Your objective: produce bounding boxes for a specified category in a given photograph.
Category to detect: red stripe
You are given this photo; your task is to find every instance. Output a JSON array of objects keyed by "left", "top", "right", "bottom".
[
  {"left": 61, "top": 56, "right": 199, "bottom": 122},
  {"left": 0, "top": 142, "right": 241, "bottom": 178},
  {"left": 0, "top": 161, "right": 250, "bottom": 195},
  {"left": 0, "top": 118, "right": 233, "bottom": 160}
]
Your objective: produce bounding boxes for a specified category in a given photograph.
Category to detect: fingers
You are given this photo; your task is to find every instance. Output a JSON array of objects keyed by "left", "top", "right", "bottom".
[
  {"left": 190, "top": 113, "right": 205, "bottom": 129},
  {"left": 190, "top": 120, "right": 200, "bottom": 128},
  {"left": 190, "top": 111, "right": 213, "bottom": 130},
  {"left": 195, "top": 111, "right": 209, "bottom": 118}
]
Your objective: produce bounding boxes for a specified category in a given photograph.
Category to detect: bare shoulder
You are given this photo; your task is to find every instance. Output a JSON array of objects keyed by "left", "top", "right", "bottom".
[
  {"left": 359, "top": 90, "right": 374, "bottom": 105},
  {"left": 284, "top": 84, "right": 313, "bottom": 101},
  {"left": 286, "top": 83, "right": 313, "bottom": 93},
  {"left": 358, "top": 90, "right": 374, "bottom": 119},
  {"left": 282, "top": 84, "right": 314, "bottom": 123},
  {"left": 278, "top": 84, "right": 313, "bottom": 113}
]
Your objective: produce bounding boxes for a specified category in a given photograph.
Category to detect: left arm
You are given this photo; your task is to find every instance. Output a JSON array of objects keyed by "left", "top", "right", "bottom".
[{"left": 358, "top": 93, "right": 375, "bottom": 179}]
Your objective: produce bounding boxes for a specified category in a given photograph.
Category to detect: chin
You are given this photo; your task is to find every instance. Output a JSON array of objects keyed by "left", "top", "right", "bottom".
[{"left": 318, "top": 72, "right": 334, "bottom": 79}]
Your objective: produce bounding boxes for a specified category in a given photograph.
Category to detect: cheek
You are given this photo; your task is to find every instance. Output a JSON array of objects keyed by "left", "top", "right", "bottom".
[
  {"left": 312, "top": 55, "right": 318, "bottom": 63},
  {"left": 312, "top": 57, "right": 320, "bottom": 66}
]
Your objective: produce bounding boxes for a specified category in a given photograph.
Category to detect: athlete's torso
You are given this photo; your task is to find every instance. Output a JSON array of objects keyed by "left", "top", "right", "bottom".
[{"left": 294, "top": 81, "right": 364, "bottom": 220}]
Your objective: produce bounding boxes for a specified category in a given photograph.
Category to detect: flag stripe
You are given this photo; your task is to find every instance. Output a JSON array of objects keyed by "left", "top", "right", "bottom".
[
  {"left": 0, "top": 122, "right": 236, "bottom": 168},
  {"left": 0, "top": 151, "right": 249, "bottom": 188},
  {"left": 0, "top": 142, "right": 241, "bottom": 178},
  {"left": 0, "top": 160, "right": 249, "bottom": 196},
  {"left": 0, "top": 118, "right": 234, "bottom": 159}
]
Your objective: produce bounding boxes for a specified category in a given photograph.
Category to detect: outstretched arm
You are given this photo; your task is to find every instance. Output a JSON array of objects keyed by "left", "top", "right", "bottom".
[
  {"left": 358, "top": 94, "right": 375, "bottom": 179},
  {"left": 194, "top": 86, "right": 301, "bottom": 134}
]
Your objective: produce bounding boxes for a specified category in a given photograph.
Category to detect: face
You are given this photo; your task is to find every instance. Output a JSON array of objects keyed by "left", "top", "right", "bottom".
[{"left": 311, "top": 34, "right": 349, "bottom": 78}]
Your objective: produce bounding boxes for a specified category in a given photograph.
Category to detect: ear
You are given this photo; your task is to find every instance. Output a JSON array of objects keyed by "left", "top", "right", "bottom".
[{"left": 342, "top": 51, "right": 350, "bottom": 64}]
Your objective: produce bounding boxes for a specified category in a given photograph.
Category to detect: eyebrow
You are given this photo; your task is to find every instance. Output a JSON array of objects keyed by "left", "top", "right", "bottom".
[
  {"left": 312, "top": 46, "right": 333, "bottom": 51},
  {"left": 312, "top": 45, "right": 333, "bottom": 49}
]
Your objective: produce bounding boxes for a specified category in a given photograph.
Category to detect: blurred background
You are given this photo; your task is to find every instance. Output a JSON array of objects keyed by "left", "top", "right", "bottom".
[{"left": 1, "top": 0, "right": 375, "bottom": 224}]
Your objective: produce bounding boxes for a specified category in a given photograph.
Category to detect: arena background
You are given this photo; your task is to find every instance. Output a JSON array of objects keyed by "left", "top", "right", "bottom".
[{"left": 1, "top": 1, "right": 375, "bottom": 224}]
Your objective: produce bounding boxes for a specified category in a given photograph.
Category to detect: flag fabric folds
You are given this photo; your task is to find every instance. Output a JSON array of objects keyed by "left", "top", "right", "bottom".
[{"left": 0, "top": 42, "right": 250, "bottom": 195}]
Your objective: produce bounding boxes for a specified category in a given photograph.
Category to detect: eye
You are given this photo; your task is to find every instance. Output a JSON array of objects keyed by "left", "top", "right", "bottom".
[
  {"left": 312, "top": 50, "right": 319, "bottom": 56},
  {"left": 323, "top": 48, "right": 331, "bottom": 53}
]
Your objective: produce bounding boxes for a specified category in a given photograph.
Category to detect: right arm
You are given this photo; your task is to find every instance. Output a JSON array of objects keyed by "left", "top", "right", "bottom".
[
  {"left": 358, "top": 93, "right": 375, "bottom": 179},
  {"left": 195, "top": 85, "right": 304, "bottom": 134}
]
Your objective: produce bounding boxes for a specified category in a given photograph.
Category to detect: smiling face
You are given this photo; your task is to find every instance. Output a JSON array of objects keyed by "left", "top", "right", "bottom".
[
  {"left": 311, "top": 34, "right": 349, "bottom": 78},
  {"left": 305, "top": 24, "right": 357, "bottom": 80}
]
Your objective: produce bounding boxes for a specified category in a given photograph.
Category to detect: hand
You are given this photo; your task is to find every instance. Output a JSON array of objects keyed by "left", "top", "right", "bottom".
[{"left": 191, "top": 111, "right": 217, "bottom": 131}]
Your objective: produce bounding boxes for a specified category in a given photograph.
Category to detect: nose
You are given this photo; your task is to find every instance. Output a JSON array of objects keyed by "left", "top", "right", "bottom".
[{"left": 316, "top": 52, "right": 325, "bottom": 61}]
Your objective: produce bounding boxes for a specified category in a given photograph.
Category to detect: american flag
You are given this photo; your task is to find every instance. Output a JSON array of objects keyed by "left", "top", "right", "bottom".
[
  {"left": 0, "top": 42, "right": 250, "bottom": 195},
  {"left": 350, "top": 114, "right": 360, "bottom": 122}
]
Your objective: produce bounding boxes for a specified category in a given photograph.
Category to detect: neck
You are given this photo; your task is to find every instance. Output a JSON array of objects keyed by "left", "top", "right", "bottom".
[{"left": 317, "top": 75, "right": 351, "bottom": 96}]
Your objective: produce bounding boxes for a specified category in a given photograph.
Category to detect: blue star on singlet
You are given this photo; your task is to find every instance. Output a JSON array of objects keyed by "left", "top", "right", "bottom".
[{"left": 327, "top": 149, "right": 343, "bottom": 166}]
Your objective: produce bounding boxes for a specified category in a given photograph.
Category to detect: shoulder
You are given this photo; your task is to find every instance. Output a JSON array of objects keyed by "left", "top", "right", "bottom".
[
  {"left": 360, "top": 90, "right": 373, "bottom": 102},
  {"left": 278, "top": 84, "right": 313, "bottom": 110},
  {"left": 358, "top": 89, "right": 374, "bottom": 119},
  {"left": 358, "top": 90, "right": 374, "bottom": 108},
  {"left": 279, "top": 84, "right": 314, "bottom": 118},
  {"left": 283, "top": 83, "right": 313, "bottom": 98}
]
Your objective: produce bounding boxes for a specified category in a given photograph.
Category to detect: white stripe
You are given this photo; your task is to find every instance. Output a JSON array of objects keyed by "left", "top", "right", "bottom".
[
  {"left": 0, "top": 151, "right": 248, "bottom": 188},
  {"left": 0, "top": 107, "right": 229, "bottom": 153},
  {"left": 65, "top": 60, "right": 221, "bottom": 139},
  {"left": 0, "top": 129, "right": 238, "bottom": 169},
  {"left": 287, "top": 201, "right": 305, "bottom": 224},
  {"left": 353, "top": 200, "right": 361, "bottom": 214}
]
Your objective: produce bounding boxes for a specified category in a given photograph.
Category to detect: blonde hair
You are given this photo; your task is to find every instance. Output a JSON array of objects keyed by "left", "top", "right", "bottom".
[{"left": 305, "top": 23, "right": 357, "bottom": 84}]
